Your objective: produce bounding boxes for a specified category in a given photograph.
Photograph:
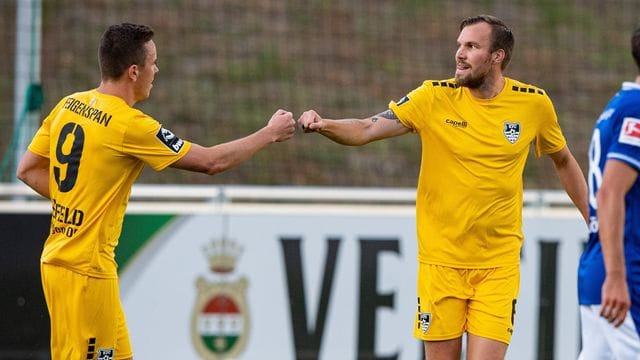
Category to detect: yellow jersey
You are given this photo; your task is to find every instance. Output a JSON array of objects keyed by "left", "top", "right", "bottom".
[
  {"left": 29, "top": 89, "right": 191, "bottom": 278},
  {"left": 389, "top": 77, "right": 566, "bottom": 268}
]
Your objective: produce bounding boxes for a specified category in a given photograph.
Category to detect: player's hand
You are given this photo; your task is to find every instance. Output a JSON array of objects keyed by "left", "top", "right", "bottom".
[
  {"left": 600, "top": 272, "right": 630, "bottom": 327},
  {"left": 266, "top": 109, "right": 296, "bottom": 142},
  {"left": 298, "top": 110, "right": 324, "bottom": 133}
]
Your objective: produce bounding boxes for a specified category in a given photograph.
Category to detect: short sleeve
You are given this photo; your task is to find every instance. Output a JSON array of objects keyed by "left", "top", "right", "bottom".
[
  {"left": 388, "top": 81, "right": 433, "bottom": 132},
  {"left": 122, "top": 113, "right": 192, "bottom": 171},
  {"left": 608, "top": 116, "right": 640, "bottom": 171},
  {"left": 27, "top": 98, "right": 68, "bottom": 158},
  {"left": 534, "top": 95, "right": 566, "bottom": 157},
  {"left": 28, "top": 119, "right": 51, "bottom": 158}
]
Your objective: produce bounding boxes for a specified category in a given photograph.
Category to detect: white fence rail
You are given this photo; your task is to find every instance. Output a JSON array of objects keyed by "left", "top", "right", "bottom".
[{"left": 0, "top": 182, "right": 574, "bottom": 207}]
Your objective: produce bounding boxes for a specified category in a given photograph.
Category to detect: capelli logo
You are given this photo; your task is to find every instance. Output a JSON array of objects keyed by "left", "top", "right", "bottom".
[{"left": 445, "top": 118, "right": 468, "bottom": 128}]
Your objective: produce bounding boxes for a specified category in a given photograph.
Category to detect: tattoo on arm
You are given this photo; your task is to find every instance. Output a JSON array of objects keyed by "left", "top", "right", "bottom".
[{"left": 375, "top": 109, "right": 400, "bottom": 123}]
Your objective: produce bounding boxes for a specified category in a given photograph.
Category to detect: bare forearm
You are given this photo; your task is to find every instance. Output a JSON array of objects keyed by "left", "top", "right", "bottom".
[
  {"left": 200, "top": 127, "right": 276, "bottom": 175},
  {"left": 596, "top": 160, "right": 636, "bottom": 276},
  {"left": 596, "top": 161, "right": 636, "bottom": 326},
  {"left": 598, "top": 189, "right": 626, "bottom": 275},
  {"left": 317, "top": 118, "right": 373, "bottom": 146},
  {"left": 299, "top": 109, "right": 410, "bottom": 145},
  {"left": 553, "top": 152, "right": 589, "bottom": 222},
  {"left": 171, "top": 132, "right": 271, "bottom": 175},
  {"left": 172, "top": 109, "right": 295, "bottom": 175}
]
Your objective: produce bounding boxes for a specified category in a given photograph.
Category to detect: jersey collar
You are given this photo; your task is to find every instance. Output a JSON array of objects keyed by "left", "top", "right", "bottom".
[{"left": 621, "top": 81, "right": 640, "bottom": 91}]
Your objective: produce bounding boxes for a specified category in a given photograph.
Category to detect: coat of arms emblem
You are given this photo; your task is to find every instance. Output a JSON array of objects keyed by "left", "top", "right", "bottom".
[
  {"left": 503, "top": 121, "right": 521, "bottom": 144},
  {"left": 419, "top": 312, "right": 431, "bottom": 334},
  {"left": 192, "top": 238, "right": 249, "bottom": 359}
]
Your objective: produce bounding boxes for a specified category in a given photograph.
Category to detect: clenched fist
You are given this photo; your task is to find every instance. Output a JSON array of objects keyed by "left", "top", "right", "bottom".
[
  {"left": 297, "top": 110, "right": 324, "bottom": 133},
  {"left": 266, "top": 109, "right": 296, "bottom": 142}
]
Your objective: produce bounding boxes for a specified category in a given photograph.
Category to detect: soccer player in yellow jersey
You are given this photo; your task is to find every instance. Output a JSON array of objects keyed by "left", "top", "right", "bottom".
[
  {"left": 16, "top": 23, "right": 295, "bottom": 360},
  {"left": 298, "top": 15, "right": 589, "bottom": 359}
]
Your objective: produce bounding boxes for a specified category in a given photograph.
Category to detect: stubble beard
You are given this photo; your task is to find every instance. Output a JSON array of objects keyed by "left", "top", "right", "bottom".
[{"left": 455, "top": 71, "right": 487, "bottom": 89}]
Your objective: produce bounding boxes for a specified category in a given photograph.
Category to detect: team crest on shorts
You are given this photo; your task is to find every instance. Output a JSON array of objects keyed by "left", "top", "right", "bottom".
[
  {"left": 418, "top": 312, "right": 432, "bottom": 334},
  {"left": 96, "top": 348, "right": 114, "bottom": 360},
  {"left": 503, "top": 121, "right": 521, "bottom": 144}
]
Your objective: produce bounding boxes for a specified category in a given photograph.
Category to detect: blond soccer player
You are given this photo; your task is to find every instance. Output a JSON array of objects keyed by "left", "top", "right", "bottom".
[{"left": 298, "top": 15, "right": 588, "bottom": 360}]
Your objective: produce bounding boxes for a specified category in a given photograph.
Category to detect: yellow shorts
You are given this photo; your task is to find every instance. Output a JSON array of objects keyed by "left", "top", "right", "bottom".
[
  {"left": 414, "top": 263, "right": 519, "bottom": 344},
  {"left": 41, "top": 263, "right": 132, "bottom": 360}
]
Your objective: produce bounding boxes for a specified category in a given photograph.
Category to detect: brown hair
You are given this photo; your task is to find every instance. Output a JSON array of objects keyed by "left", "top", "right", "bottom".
[
  {"left": 460, "top": 15, "right": 514, "bottom": 70},
  {"left": 99, "top": 23, "right": 155, "bottom": 80}
]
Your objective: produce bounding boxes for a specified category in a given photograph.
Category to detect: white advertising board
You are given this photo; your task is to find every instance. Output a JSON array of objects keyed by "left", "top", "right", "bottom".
[{"left": 119, "top": 202, "right": 586, "bottom": 360}]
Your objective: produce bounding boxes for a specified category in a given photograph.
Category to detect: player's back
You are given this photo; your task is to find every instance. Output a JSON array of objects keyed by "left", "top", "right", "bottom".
[{"left": 36, "top": 89, "right": 150, "bottom": 278}]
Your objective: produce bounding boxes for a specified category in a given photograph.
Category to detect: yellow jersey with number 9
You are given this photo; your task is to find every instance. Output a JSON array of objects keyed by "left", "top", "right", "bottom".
[
  {"left": 389, "top": 77, "right": 566, "bottom": 268},
  {"left": 28, "top": 89, "right": 191, "bottom": 278}
]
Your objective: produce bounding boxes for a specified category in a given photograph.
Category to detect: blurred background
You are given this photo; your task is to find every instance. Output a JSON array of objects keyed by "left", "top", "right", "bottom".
[
  {"left": 2, "top": 1, "right": 638, "bottom": 359},
  {"left": 1, "top": 0, "right": 639, "bottom": 188}
]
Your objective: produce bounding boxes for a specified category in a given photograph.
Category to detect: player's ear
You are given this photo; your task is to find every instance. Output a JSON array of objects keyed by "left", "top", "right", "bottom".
[
  {"left": 128, "top": 65, "right": 139, "bottom": 81},
  {"left": 492, "top": 49, "right": 505, "bottom": 65}
]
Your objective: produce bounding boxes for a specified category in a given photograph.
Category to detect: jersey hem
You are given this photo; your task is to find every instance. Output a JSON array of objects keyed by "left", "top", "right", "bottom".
[
  {"left": 414, "top": 330, "right": 464, "bottom": 341},
  {"left": 157, "top": 141, "right": 192, "bottom": 171},
  {"left": 26, "top": 144, "right": 49, "bottom": 159},
  {"left": 417, "top": 257, "right": 520, "bottom": 269},
  {"left": 41, "top": 259, "right": 118, "bottom": 279},
  {"left": 540, "top": 142, "right": 566, "bottom": 157},
  {"left": 467, "top": 329, "right": 511, "bottom": 345}
]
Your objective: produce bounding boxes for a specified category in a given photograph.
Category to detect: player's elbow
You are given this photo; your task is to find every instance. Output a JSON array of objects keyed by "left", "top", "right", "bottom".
[
  {"left": 203, "top": 165, "right": 225, "bottom": 176},
  {"left": 336, "top": 137, "right": 370, "bottom": 146},
  {"left": 171, "top": 156, "right": 227, "bottom": 176},
  {"left": 595, "top": 184, "right": 615, "bottom": 208},
  {"left": 201, "top": 158, "right": 233, "bottom": 176},
  {"left": 172, "top": 145, "right": 234, "bottom": 176},
  {"left": 16, "top": 164, "right": 31, "bottom": 185},
  {"left": 16, "top": 169, "right": 26, "bottom": 183}
]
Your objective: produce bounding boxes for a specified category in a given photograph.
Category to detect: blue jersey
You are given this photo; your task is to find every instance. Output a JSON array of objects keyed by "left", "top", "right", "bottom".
[{"left": 578, "top": 82, "right": 640, "bottom": 331}]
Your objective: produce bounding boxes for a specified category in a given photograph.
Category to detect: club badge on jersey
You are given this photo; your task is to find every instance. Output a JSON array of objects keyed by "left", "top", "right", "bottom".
[
  {"left": 96, "top": 348, "right": 114, "bottom": 360},
  {"left": 503, "top": 121, "right": 521, "bottom": 144}
]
